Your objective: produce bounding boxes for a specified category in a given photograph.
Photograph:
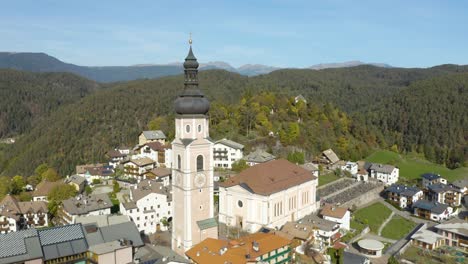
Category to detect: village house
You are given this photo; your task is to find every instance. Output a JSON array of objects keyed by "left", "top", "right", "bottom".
[
  {"left": 143, "top": 167, "right": 172, "bottom": 186},
  {"left": 32, "top": 180, "right": 63, "bottom": 202},
  {"left": 122, "top": 157, "right": 156, "bottom": 178},
  {"left": 139, "top": 130, "right": 166, "bottom": 146},
  {"left": 294, "top": 94, "right": 307, "bottom": 105},
  {"left": 320, "top": 149, "right": 340, "bottom": 167},
  {"left": 120, "top": 180, "right": 172, "bottom": 234},
  {"left": 185, "top": 232, "right": 292, "bottom": 264},
  {"left": 218, "top": 159, "right": 318, "bottom": 233},
  {"left": 65, "top": 174, "right": 87, "bottom": 193},
  {"left": 0, "top": 195, "right": 48, "bottom": 234},
  {"left": 76, "top": 163, "right": 114, "bottom": 183},
  {"left": 452, "top": 179, "right": 468, "bottom": 195},
  {"left": 341, "top": 161, "right": 358, "bottom": 176},
  {"left": 367, "top": 163, "right": 399, "bottom": 185},
  {"left": 434, "top": 218, "right": 468, "bottom": 249},
  {"left": 300, "top": 163, "right": 320, "bottom": 177},
  {"left": 427, "top": 183, "right": 462, "bottom": 207},
  {"left": 243, "top": 149, "right": 276, "bottom": 167},
  {"left": 411, "top": 228, "right": 446, "bottom": 250},
  {"left": 57, "top": 193, "right": 112, "bottom": 225},
  {"left": 106, "top": 149, "right": 128, "bottom": 168},
  {"left": 413, "top": 200, "right": 453, "bottom": 221},
  {"left": 320, "top": 204, "right": 350, "bottom": 230},
  {"left": 421, "top": 173, "right": 447, "bottom": 188},
  {"left": 296, "top": 214, "right": 341, "bottom": 250},
  {"left": 213, "top": 138, "right": 244, "bottom": 169},
  {"left": 385, "top": 184, "right": 423, "bottom": 209},
  {"left": 134, "top": 141, "right": 172, "bottom": 168}
]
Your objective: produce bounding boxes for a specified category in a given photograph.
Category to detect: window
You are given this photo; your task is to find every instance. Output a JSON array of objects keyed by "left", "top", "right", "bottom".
[
  {"left": 197, "top": 155, "right": 204, "bottom": 171},
  {"left": 157, "top": 205, "right": 160, "bottom": 209},
  {"left": 198, "top": 124, "right": 202, "bottom": 132},
  {"left": 238, "top": 200, "right": 243, "bottom": 208},
  {"left": 177, "top": 155, "right": 181, "bottom": 170},
  {"left": 186, "top": 125, "right": 190, "bottom": 133},
  {"left": 137, "top": 217, "right": 140, "bottom": 220}
]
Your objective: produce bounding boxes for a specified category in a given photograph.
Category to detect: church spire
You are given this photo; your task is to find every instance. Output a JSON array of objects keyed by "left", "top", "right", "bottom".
[{"left": 174, "top": 35, "right": 210, "bottom": 115}]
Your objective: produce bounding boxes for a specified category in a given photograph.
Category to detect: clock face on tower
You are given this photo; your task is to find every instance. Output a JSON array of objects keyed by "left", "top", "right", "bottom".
[{"left": 194, "top": 173, "right": 206, "bottom": 188}]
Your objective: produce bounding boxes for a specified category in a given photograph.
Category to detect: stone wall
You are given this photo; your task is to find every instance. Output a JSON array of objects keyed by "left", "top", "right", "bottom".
[{"left": 341, "top": 184, "right": 384, "bottom": 208}]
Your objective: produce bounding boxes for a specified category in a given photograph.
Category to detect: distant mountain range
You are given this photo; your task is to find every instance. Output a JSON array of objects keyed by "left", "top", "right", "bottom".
[{"left": 0, "top": 52, "right": 391, "bottom": 82}]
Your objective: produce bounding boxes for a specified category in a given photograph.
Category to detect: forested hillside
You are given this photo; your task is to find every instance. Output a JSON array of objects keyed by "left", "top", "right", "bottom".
[
  {"left": 0, "top": 69, "right": 100, "bottom": 138},
  {"left": 0, "top": 65, "right": 467, "bottom": 176},
  {"left": 366, "top": 73, "right": 468, "bottom": 168}
]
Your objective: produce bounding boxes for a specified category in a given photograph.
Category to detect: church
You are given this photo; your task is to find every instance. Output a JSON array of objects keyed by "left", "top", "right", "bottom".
[{"left": 171, "top": 38, "right": 218, "bottom": 255}]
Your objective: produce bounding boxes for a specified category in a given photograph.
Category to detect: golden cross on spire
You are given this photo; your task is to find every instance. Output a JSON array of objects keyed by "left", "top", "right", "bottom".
[{"left": 189, "top": 32, "right": 192, "bottom": 45}]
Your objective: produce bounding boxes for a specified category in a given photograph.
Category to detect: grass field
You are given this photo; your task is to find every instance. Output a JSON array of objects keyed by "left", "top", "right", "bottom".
[
  {"left": 318, "top": 172, "right": 341, "bottom": 186},
  {"left": 353, "top": 202, "right": 392, "bottom": 233},
  {"left": 381, "top": 215, "right": 417, "bottom": 240},
  {"left": 365, "top": 150, "right": 468, "bottom": 183}
]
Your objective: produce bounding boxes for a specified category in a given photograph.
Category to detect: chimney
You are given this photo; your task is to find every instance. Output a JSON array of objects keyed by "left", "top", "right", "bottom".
[
  {"left": 196, "top": 251, "right": 200, "bottom": 257},
  {"left": 252, "top": 241, "right": 259, "bottom": 252}
]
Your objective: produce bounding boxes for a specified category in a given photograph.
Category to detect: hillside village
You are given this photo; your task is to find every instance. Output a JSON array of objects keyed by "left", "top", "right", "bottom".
[{"left": 0, "top": 45, "right": 467, "bottom": 264}]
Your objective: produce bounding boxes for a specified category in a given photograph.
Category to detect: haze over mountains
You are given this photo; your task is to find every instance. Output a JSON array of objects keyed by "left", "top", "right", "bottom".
[{"left": 0, "top": 52, "right": 391, "bottom": 82}]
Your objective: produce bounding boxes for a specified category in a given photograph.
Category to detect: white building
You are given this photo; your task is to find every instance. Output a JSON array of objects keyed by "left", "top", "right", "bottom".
[
  {"left": 213, "top": 138, "right": 244, "bottom": 169},
  {"left": 58, "top": 194, "right": 112, "bottom": 225},
  {"left": 413, "top": 200, "right": 454, "bottom": 222},
  {"left": 386, "top": 184, "right": 424, "bottom": 208},
  {"left": 120, "top": 180, "right": 172, "bottom": 234},
  {"left": 106, "top": 149, "right": 127, "bottom": 168},
  {"left": 320, "top": 204, "right": 351, "bottom": 230},
  {"left": 0, "top": 195, "right": 49, "bottom": 233},
  {"left": 422, "top": 173, "right": 447, "bottom": 188},
  {"left": 133, "top": 142, "right": 171, "bottom": 167},
  {"left": 341, "top": 161, "right": 358, "bottom": 176},
  {"left": 122, "top": 157, "right": 156, "bottom": 178},
  {"left": 368, "top": 163, "right": 399, "bottom": 185},
  {"left": 219, "top": 159, "right": 318, "bottom": 233}
]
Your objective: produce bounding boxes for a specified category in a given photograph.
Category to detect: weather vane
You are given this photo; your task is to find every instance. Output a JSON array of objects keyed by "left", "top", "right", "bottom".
[{"left": 189, "top": 32, "right": 192, "bottom": 45}]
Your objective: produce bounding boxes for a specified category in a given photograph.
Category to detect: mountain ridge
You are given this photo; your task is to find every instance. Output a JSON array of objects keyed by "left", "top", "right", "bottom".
[{"left": 0, "top": 52, "right": 395, "bottom": 81}]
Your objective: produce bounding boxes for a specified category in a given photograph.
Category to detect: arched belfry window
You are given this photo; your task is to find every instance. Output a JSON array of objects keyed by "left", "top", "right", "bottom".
[
  {"left": 177, "top": 155, "right": 181, "bottom": 170},
  {"left": 197, "top": 155, "right": 203, "bottom": 171}
]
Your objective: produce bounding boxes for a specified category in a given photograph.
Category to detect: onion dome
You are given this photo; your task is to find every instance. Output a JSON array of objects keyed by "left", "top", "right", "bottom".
[{"left": 174, "top": 37, "right": 210, "bottom": 115}]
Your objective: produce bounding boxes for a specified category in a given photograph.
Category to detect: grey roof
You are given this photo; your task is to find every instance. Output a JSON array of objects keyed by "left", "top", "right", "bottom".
[
  {"left": 196, "top": 217, "right": 218, "bottom": 230},
  {"left": 428, "top": 183, "right": 459, "bottom": 193},
  {"left": 434, "top": 218, "right": 468, "bottom": 237},
  {"left": 343, "top": 251, "right": 369, "bottom": 264},
  {"left": 244, "top": 149, "right": 276, "bottom": 163},
  {"left": 61, "top": 193, "right": 112, "bottom": 215},
  {"left": 66, "top": 174, "right": 86, "bottom": 185},
  {"left": 413, "top": 200, "right": 449, "bottom": 214},
  {"left": 451, "top": 179, "right": 468, "bottom": 189},
  {"left": 122, "top": 201, "right": 137, "bottom": 210},
  {"left": 300, "top": 162, "right": 319, "bottom": 172},
  {"left": 386, "top": 184, "right": 421, "bottom": 197},
  {"left": 134, "top": 245, "right": 190, "bottom": 264},
  {"left": 215, "top": 138, "right": 244, "bottom": 150},
  {"left": 300, "top": 214, "right": 338, "bottom": 232},
  {"left": 37, "top": 224, "right": 88, "bottom": 261},
  {"left": 75, "top": 214, "right": 130, "bottom": 227},
  {"left": 142, "top": 130, "right": 166, "bottom": 140},
  {"left": 422, "top": 173, "right": 441, "bottom": 181},
  {"left": 411, "top": 229, "right": 445, "bottom": 244},
  {"left": 369, "top": 163, "right": 396, "bottom": 174},
  {"left": 131, "top": 180, "right": 172, "bottom": 202},
  {"left": 322, "top": 149, "right": 340, "bottom": 164},
  {"left": 181, "top": 138, "right": 195, "bottom": 146},
  {"left": 82, "top": 221, "right": 144, "bottom": 248},
  {"left": 0, "top": 229, "right": 42, "bottom": 263}
]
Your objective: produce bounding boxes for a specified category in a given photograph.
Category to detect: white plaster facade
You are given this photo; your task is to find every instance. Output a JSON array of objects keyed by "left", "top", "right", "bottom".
[
  {"left": 213, "top": 140, "right": 244, "bottom": 169},
  {"left": 218, "top": 179, "right": 318, "bottom": 233},
  {"left": 341, "top": 161, "right": 358, "bottom": 176},
  {"left": 0, "top": 216, "right": 17, "bottom": 234},
  {"left": 369, "top": 166, "right": 399, "bottom": 185},
  {"left": 120, "top": 192, "right": 172, "bottom": 234},
  {"left": 323, "top": 211, "right": 351, "bottom": 230}
]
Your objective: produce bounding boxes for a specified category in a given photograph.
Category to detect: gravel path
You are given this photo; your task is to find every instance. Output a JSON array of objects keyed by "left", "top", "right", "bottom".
[{"left": 378, "top": 212, "right": 395, "bottom": 236}]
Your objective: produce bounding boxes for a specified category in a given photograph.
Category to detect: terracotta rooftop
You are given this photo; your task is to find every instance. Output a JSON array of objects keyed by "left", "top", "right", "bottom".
[
  {"left": 320, "top": 204, "right": 348, "bottom": 219},
  {"left": 219, "top": 159, "right": 317, "bottom": 196},
  {"left": 186, "top": 233, "right": 291, "bottom": 264}
]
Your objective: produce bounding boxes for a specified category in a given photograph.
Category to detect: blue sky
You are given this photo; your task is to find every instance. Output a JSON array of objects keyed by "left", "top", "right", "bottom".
[{"left": 0, "top": 0, "right": 466, "bottom": 68}]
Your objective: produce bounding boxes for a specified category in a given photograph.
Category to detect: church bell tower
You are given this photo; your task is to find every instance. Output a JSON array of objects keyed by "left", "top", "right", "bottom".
[{"left": 171, "top": 37, "right": 218, "bottom": 255}]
